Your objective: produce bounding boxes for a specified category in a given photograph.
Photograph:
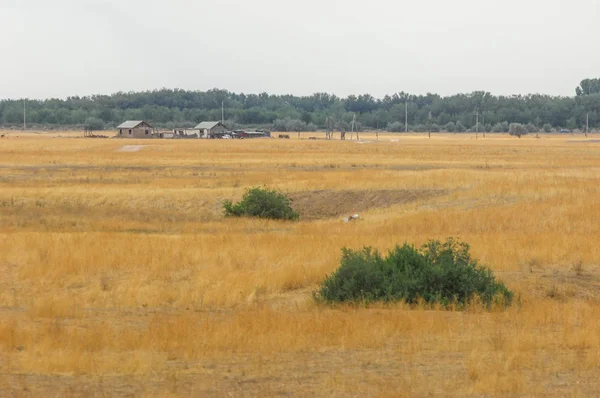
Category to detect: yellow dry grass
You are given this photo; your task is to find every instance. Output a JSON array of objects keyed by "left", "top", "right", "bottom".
[{"left": 1, "top": 131, "right": 600, "bottom": 396}]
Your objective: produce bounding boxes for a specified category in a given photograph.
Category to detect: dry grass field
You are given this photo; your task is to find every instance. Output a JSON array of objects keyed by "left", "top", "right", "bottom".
[{"left": 1, "top": 131, "right": 600, "bottom": 397}]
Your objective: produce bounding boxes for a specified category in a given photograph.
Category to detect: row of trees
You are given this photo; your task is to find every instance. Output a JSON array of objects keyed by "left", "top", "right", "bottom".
[{"left": 2, "top": 79, "right": 599, "bottom": 131}]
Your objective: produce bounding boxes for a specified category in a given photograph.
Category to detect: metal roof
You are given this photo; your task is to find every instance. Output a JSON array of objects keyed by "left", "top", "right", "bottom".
[
  {"left": 194, "top": 121, "right": 224, "bottom": 130},
  {"left": 117, "top": 120, "right": 152, "bottom": 129}
]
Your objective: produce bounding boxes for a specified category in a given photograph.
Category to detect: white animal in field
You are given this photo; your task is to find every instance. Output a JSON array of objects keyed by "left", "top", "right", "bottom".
[{"left": 343, "top": 214, "right": 360, "bottom": 223}]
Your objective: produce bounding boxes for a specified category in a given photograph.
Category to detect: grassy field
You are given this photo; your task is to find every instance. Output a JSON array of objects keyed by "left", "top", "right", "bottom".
[{"left": 1, "top": 131, "right": 600, "bottom": 396}]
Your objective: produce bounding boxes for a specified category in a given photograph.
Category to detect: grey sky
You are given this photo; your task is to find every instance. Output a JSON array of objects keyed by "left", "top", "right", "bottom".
[{"left": 1, "top": 0, "right": 598, "bottom": 99}]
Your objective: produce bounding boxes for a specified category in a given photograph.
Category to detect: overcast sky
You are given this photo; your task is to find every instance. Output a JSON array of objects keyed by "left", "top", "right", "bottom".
[{"left": 1, "top": 0, "right": 598, "bottom": 99}]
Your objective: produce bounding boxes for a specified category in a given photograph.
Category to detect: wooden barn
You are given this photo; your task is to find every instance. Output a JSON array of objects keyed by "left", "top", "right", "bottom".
[
  {"left": 194, "top": 121, "right": 228, "bottom": 138},
  {"left": 117, "top": 120, "right": 154, "bottom": 138}
]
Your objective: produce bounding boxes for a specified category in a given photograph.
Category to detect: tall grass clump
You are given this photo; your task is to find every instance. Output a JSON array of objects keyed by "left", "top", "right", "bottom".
[
  {"left": 315, "top": 238, "right": 512, "bottom": 308},
  {"left": 223, "top": 187, "right": 299, "bottom": 221}
]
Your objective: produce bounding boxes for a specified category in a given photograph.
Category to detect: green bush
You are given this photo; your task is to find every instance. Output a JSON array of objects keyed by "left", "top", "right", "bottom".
[
  {"left": 223, "top": 187, "right": 299, "bottom": 221},
  {"left": 444, "top": 122, "right": 455, "bottom": 132},
  {"left": 543, "top": 123, "right": 553, "bottom": 133},
  {"left": 387, "top": 121, "right": 404, "bottom": 132},
  {"left": 509, "top": 123, "right": 528, "bottom": 138},
  {"left": 455, "top": 121, "right": 466, "bottom": 132},
  {"left": 314, "top": 238, "right": 512, "bottom": 308}
]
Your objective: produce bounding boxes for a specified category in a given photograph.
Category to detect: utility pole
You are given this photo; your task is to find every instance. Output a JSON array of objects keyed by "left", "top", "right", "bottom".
[
  {"left": 586, "top": 113, "right": 589, "bottom": 138},
  {"left": 351, "top": 113, "right": 357, "bottom": 141},
  {"left": 221, "top": 101, "right": 224, "bottom": 124},
  {"left": 482, "top": 114, "right": 486, "bottom": 138},
  {"left": 23, "top": 98, "right": 27, "bottom": 130},
  {"left": 404, "top": 100, "right": 408, "bottom": 133},
  {"left": 428, "top": 110, "right": 432, "bottom": 139},
  {"left": 475, "top": 110, "right": 479, "bottom": 140}
]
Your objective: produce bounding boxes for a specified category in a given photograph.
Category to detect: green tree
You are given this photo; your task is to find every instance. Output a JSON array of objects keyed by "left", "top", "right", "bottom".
[
  {"left": 576, "top": 78, "right": 600, "bottom": 96},
  {"left": 387, "top": 121, "right": 404, "bottom": 132},
  {"left": 1, "top": 79, "right": 598, "bottom": 131},
  {"left": 84, "top": 117, "right": 104, "bottom": 131},
  {"left": 526, "top": 123, "right": 539, "bottom": 133},
  {"left": 509, "top": 123, "right": 528, "bottom": 138}
]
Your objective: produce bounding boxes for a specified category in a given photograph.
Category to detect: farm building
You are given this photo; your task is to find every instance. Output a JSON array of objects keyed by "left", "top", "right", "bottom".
[
  {"left": 195, "top": 121, "right": 228, "bottom": 138},
  {"left": 116, "top": 121, "right": 154, "bottom": 138}
]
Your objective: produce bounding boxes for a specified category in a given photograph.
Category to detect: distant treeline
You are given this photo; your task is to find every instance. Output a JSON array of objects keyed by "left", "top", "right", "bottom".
[{"left": 2, "top": 78, "right": 600, "bottom": 132}]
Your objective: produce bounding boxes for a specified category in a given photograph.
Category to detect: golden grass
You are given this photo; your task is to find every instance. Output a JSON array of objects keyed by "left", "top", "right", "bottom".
[{"left": 1, "top": 132, "right": 600, "bottom": 396}]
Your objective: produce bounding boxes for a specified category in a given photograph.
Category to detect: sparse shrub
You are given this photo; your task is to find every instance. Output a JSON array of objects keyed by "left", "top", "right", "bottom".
[
  {"left": 223, "top": 187, "right": 299, "bottom": 221},
  {"left": 509, "top": 123, "right": 528, "bottom": 138},
  {"left": 314, "top": 238, "right": 512, "bottom": 308},
  {"left": 543, "top": 123, "right": 553, "bottom": 133}
]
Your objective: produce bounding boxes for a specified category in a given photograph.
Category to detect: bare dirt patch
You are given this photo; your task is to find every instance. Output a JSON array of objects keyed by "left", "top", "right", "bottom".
[
  {"left": 288, "top": 189, "right": 444, "bottom": 220},
  {"left": 117, "top": 145, "right": 146, "bottom": 152}
]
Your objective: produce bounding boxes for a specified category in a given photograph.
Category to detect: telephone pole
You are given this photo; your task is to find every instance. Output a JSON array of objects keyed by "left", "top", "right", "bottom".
[
  {"left": 404, "top": 100, "right": 408, "bottom": 133},
  {"left": 482, "top": 114, "right": 485, "bottom": 138},
  {"left": 23, "top": 99, "right": 27, "bottom": 130},
  {"left": 586, "top": 113, "right": 589, "bottom": 138},
  {"left": 221, "top": 101, "right": 224, "bottom": 124},
  {"left": 475, "top": 110, "right": 479, "bottom": 140},
  {"left": 428, "top": 110, "right": 432, "bottom": 139}
]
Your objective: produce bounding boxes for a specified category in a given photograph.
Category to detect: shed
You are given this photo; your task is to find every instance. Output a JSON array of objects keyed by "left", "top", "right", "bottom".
[
  {"left": 117, "top": 121, "right": 154, "bottom": 138},
  {"left": 194, "top": 121, "right": 228, "bottom": 138}
]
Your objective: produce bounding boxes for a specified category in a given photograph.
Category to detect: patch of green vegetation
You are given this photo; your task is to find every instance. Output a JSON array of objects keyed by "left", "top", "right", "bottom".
[
  {"left": 223, "top": 187, "right": 299, "bottom": 221},
  {"left": 315, "top": 238, "right": 512, "bottom": 308}
]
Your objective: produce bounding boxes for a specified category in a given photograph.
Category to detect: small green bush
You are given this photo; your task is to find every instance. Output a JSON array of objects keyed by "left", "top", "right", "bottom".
[
  {"left": 223, "top": 187, "right": 299, "bottom": 221},
  {"left": 315, "top": 238, "right": 512, "bottom": 308}
]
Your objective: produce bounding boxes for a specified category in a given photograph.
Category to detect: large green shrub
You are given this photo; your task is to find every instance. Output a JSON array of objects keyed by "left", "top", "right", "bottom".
[
  {"left": 223, "top": 187, "right": 299, "bottom": 221},
  {"left": 315, "top": 238, "right": 512, "bottom": 308}
]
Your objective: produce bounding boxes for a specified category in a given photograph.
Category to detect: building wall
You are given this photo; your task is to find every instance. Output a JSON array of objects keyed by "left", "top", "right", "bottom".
[
  {"left": 210, "top": 125, "right": 227, "bottom": 135},
  {"left": 118, "top": 123, "right": 153, "bottom": 138},
  {"left": 131, "top": 126, "right": 152, "bottom": 138}
]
